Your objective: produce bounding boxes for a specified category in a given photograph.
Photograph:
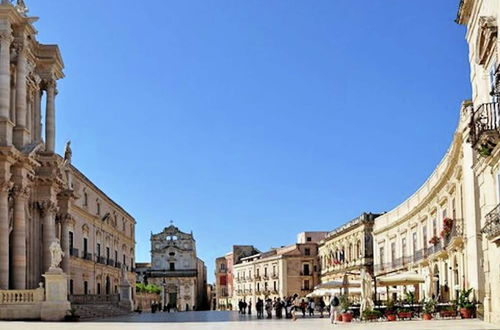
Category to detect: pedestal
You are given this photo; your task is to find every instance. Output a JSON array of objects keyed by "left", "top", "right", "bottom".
[
  {"left": 41, "top": 267, "right": 70, "bottom": 321},
  {"left": 119, "top": 283, "right": 133, "bottom": 311}
]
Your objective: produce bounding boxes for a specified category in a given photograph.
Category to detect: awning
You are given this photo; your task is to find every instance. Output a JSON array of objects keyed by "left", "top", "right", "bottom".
[
  {"left": 377, "top": 272, "right": 425, "bottom": 286},
  {"left": 306, "top": 288, "right": 337, "bottom": 298},
  {"left": 316, "top": 280, "right": 361, "bottom": 289}
]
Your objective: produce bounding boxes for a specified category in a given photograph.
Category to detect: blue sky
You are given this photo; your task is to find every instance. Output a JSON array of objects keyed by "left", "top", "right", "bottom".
[{"left": 29, "top": 0, "right": 469, "bottom": 282}]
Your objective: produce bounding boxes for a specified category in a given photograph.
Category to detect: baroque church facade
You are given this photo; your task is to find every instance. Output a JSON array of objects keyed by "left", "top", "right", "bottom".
[
  {"left": 136, "top": 224, "right": 207, "bottom": 311},
  {"left": 0, "top": 0, "right": 136, "bottom": 297}
]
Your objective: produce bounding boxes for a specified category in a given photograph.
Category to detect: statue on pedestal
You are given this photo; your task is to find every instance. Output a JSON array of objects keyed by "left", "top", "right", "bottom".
[{"left": 49, "top": 239, "right": 64, "bottom": 271}]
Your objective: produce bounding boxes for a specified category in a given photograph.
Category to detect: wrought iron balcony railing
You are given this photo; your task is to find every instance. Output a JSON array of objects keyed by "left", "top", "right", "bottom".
[
  {"left": 481, "top": 204, "right": 500, "bottom": 242},
  {"left": 70, "top": 248, "right": 79, "bottom": 257},
  {"left": 469, "top": 102, "right": 500, "bottom": 152}
]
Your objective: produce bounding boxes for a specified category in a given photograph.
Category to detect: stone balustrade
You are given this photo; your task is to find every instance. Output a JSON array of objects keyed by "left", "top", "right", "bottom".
[{"left": 0, "top": 288, "right": 44, "bottom": 304}]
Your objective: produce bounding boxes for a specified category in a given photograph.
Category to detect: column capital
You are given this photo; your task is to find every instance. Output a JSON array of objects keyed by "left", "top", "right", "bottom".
[
  {"left": 11, "top": 184, "right": 30, "bottom": 199},
  {"left": 13, "top": 39, "right": 27, "bottom": 56},
  {"left": 0, "top": 31, "right": 13, "bottom": 44},
  {"left": 43, "top": 78, "right": 56, "bottom": 90},
  {"left": 0, "top": 181, "right": 12, "bottom": 193},
  {"left": 58, "top": 212, "right": 74, "bottom": 227},
  {"left": 37, "top": 200, "right": 58, "bottom": 217}
]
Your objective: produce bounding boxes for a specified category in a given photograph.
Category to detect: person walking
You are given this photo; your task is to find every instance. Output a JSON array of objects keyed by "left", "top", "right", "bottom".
[
  {"left": 329, "top": 295, "right": 340, "bottom": 324},
  {"left": 319, "top": 297, "right": 326, "bottom": 318},
  {"left": 266, "top": 299, "right": 273, "bottom": 319},
  {"left": 248, "top": 299, "right": 252, "bottom": 315},
  {"left": 308, "top": 299, "right": 315, "bottom": 317}
]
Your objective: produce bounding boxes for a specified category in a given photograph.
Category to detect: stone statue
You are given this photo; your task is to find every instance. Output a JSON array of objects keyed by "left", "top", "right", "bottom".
[
  {"left": 15, "top": 0, "right": 28, "bottom": 15},
  {"left": 64, "top": 140, "right": 72, "bottom": 163},
  {"left": 360, "top": 268, "right": 374, "bottom": 313},
  {"left": 63, "top": 140, "right": 73, "bottom": 189},
  {"left": 49, "top": 239, "right": 64, "bottom": 270},
  {"left": 424, "top": 266, "right": 433, "bottom": 299}
]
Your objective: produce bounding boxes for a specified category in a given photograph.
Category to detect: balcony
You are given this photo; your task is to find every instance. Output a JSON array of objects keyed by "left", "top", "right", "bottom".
[
  {"left": 254, "top": 275, "right": 261, "bottom": 281},
  {"left": 469, "top": 102, "right": 500, "bottom": 156},
  {"left": 83, "top": 252, "right": 93, "bottom": 261},
  {"left": 271, "top": 274, "right": 278, "bottom": 279},
  {"left": 115, "top": 261, "right": 122, "bottom": 269},
  {"left": 107, "top": 258, "right": 115, "bottom": 266},
  {"left": 482, "top": 204, "right": 500, "bottom": 245},
  {"left": 97, "top": 256, "right": 106, "bottom": 265},
  {"left": 299, "top": 271, "right": 311, "bottom": 276},
  {"left": 70, "top": 248, "right": 79, "bottom": 257}
]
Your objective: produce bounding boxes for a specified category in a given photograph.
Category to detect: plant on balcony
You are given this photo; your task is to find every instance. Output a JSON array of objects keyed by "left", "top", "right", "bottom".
[
  {"left": 440, "top": 218, "right": 454, "bottom": 238},
  {"left": 422, "top": 299, "right": 436, "bottom": 320},
  {"left": 361, "top": 309, "right": 382, "bottom": 321},
  {"left": 457, "top": 288, "right": 475, "bottom": 319},
  {"left": 439, "top": 304, "right": 457, "bottom": 318},
  {"left": 429, "top": 236, "right": 440, "bottom": 245},
  {"left": 478, "top": 143, "right": 493, "bottom": 157},
  {"left": 397, "top": 306, "right": 412, "bottom": 320}
]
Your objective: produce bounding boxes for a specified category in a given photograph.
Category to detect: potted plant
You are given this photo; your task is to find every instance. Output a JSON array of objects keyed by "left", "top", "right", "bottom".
[
  {"left": 439, "top": 305, "right": 457, "bottom": 318},
  {"left": 339, "top": 295, "right": 353, "bottom": 322},
  {"left": 65, "top": 307, "right": 80, "bottom": 322},
  {"left": 362, "top": 309, "right": 382, "bottom": 321},
  {"left": 457, "top": 288, "right": 475, "bottom": 319},
  {"left": 385, "top": 300, "right": 397, "bottom": 321},
  {"left": 397, "top": 307, "right": 412, "bottom": 320},
  {"left": 422, "top": 299, "right": 436, "bottom": 320}
]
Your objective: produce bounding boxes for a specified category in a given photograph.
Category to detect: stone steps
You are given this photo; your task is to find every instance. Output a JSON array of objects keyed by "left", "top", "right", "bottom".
[{"left": 72, "top": 304, "right": 131, "bottom": 319}]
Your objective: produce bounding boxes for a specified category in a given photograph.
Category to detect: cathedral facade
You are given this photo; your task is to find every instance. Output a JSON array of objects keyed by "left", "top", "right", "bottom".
[
  {"left": 136, "top": 224, "right": 207, "bottom": 311},
  {"left": 0, "top": 0, "right": 136, "bottom": 298}
]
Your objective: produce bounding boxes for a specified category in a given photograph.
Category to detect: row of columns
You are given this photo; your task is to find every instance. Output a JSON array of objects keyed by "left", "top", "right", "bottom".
[{"left": 0, "top": 28, "right": 57, "bottom": 152}]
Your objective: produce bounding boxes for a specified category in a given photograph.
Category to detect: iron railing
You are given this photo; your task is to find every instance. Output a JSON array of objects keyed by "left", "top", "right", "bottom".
[
  {"left": 70, "top": 248, "right": 79, "bottom": 257},
  {"left": 469, "top": 102, "right": 500, "bottom": 147},
  {"left": 481, "top": 203, "right": 500, "bottom": 240}
]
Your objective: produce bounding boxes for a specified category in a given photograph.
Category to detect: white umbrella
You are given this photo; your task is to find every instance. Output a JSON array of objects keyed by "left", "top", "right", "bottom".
[
  {"left": 377, "top": 272, "right": 425, "bottom": 286},
  {"left": 316, "top": 280, "right": 361, "bottom": 289}
]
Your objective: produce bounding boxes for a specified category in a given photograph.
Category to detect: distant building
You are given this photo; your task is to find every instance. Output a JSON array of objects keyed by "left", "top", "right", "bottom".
[
  {"left": 232, "top": 236, "right": 321, "bottom": 307},
  {"left": 297, "top": 231, "right": 329, "bottom": 244},
  {"left": 136, "top": 225, "right": 207, "bottom": 311},
  {"left": 214, "top": 245, "right": 259, "bottom": 310},
  {"left": 318, "top": 213, "right": 380, "bottom": 296}
]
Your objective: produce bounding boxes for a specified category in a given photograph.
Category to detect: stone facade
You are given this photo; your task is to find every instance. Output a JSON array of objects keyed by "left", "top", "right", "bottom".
[
  {"left": 214, "top": 245, "right": 259, "bottom": 310},
  {"left": 232, "top": 234, "right": 322, "bottom": 308},
  {"left": 136, "top": 225, "right": 207, "bottom": 311},
  {"left": 0, "top": 0, "right": 136, "bottom": 303},
  {"left": 457, "top": 0, "right": 500, "bottom": 324},
  {"left": 318, "top": 213, "right": 379, "bottom": 292}
]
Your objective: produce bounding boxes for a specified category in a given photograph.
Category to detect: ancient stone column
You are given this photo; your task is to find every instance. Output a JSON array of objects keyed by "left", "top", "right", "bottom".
[
  {"left": 0, "top": 181, "right": 11, "bottom": 289},
  {"left": 60, "top": 214, "right": 71, "bottom": 273},
  {"left": 40, "top": 200, "right": 57, "bottom": 273},
  {"left": 34, "top": 87, "right": 41, "bottom": 142},
  {"left": 0, "top": 29, "right": 12, "bottom": 146},
  {"left": 13, "top": 39, "right": 28, "bottom": 148},
  {"left": 45, "top": 80, "right": 56, "bottom": 153},
  {"left": 11, "top": 184, "right": 29, "bottom": 289}
]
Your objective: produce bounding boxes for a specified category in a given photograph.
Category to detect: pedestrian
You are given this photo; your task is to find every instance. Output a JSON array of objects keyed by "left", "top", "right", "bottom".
[
  {"left": 319, "top": 298, "right": 326, "bottom": 318},
  {"left": 274, "top": 298, "right": 283, "bottom": 318},
  {"left": 308, "top": 299, "right": 315, "bottom": 317},
  {"left": 329, "top": 295, "right": 340, "bottom": 324},
  {"left": 266, "top": 299, "right": 273, "bottom": 318},
  {"left": 300, "top": 299, "right": 306, "bottom": 317},
  {"left": 256, "top": 299, "right": 263, "bottom": 318},
  {"left": 248, "top": 299, "right": 252, "bottom": 315},
  {"left": 291, "top": 297, "right": 299, "bottom": 321}
]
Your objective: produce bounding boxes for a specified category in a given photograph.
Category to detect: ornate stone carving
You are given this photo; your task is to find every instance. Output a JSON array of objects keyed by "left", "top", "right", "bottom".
[
  {"left": 15, "top": 0, "right": 28, "bottom": 16},
  {"left": 0, "top": 181, "right": 12, "bottom": 193},
  {"left": 11, "top": 184, "right": 30, "bottom": 199},
  {"left": 38, "top": 200, "right": 58, "bottom": 217},
  {"left": 476, "top": 16, "right": 497, "bottom": 65},
  {"left": 0, "top": 30, "right": 13, "bottom": 44}
]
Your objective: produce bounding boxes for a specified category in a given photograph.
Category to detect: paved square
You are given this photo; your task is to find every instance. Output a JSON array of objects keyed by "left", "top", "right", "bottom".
[{"left": 0, "top": 312, "right": 499, "bottom": 330}]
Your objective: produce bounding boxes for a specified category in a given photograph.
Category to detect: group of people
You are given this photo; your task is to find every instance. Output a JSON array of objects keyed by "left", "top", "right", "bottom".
[
  {"left": 149, "top": 302, "right": 182, "bottom": 313},
  {"left": 238, "top": 295, "right": 341, "bottom": 321}
]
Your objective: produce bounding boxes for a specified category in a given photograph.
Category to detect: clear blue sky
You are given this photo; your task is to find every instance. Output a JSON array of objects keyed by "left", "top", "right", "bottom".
[{"left": 29, "top": 0, "right": 469, "bottom": 283}]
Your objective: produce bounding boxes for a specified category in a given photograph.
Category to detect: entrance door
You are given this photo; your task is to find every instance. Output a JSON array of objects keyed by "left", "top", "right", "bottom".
[{"left": 168, "top": 293, "right": 177, "bottom": 307}]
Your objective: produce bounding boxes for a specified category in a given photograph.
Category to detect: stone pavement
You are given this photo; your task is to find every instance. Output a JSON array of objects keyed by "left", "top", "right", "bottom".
[{"left": 0, "top": 311, "right": 499, "bottom": 330}]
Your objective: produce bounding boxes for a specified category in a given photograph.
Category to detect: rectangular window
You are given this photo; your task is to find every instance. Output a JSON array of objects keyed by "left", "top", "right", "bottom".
[
  {"left": 264, "top": 268, "right": 267, "bottom": 276},
  {"left": 69, "top": 231, "right": 74, "bottom": 250},
  {"left": 412, "top": 232, "right": 418, "bottom": 253},
  {"left": 69, "top": 280, "right": 74, "bottom": 295},
  {"left": 391, "top": 242, "right": 396, "bottom": 266},
  {"left": 304, "top": 279, "right": 310, "bottom": 290},
  {"left": 170, "top": 262, "right": 175, "bottom": 271},
  {"left": 97, "top": 283, "right": 101, "bottom": 295},
  {"left": 306, "top": 237, "right": 312, "bottom": 242},
  {"left": 97, "top": 243, "right": 101, "bottom": 258},
  {"left": 273, "top": 281, "right": 277, "bottom": 291},
  {"left": 304, "top": 248, "right": 311, "bottom": 256},
  {"left": 379, "top": 246, "right": 385, "bottom": 269},
  {"left": 303, "top": 264, "right": 310, "bottom": 275},
  {"left": 422, "top": 226, "right": 427, "bottom": 249},
  {"left": 106, "top": 247, "right": 110, "bottom": 262},
  {"left": 84, "top": 281, "right": 88, "bottom": 295},
  {"left": 83, "top": 238, "right": 88, "bottom": 255},
  {"left": 432, "top": 218, "right": 437, "bottom": 236},
  {"left": 402, "top": 238, "right": 407, "bottom": 263}
]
